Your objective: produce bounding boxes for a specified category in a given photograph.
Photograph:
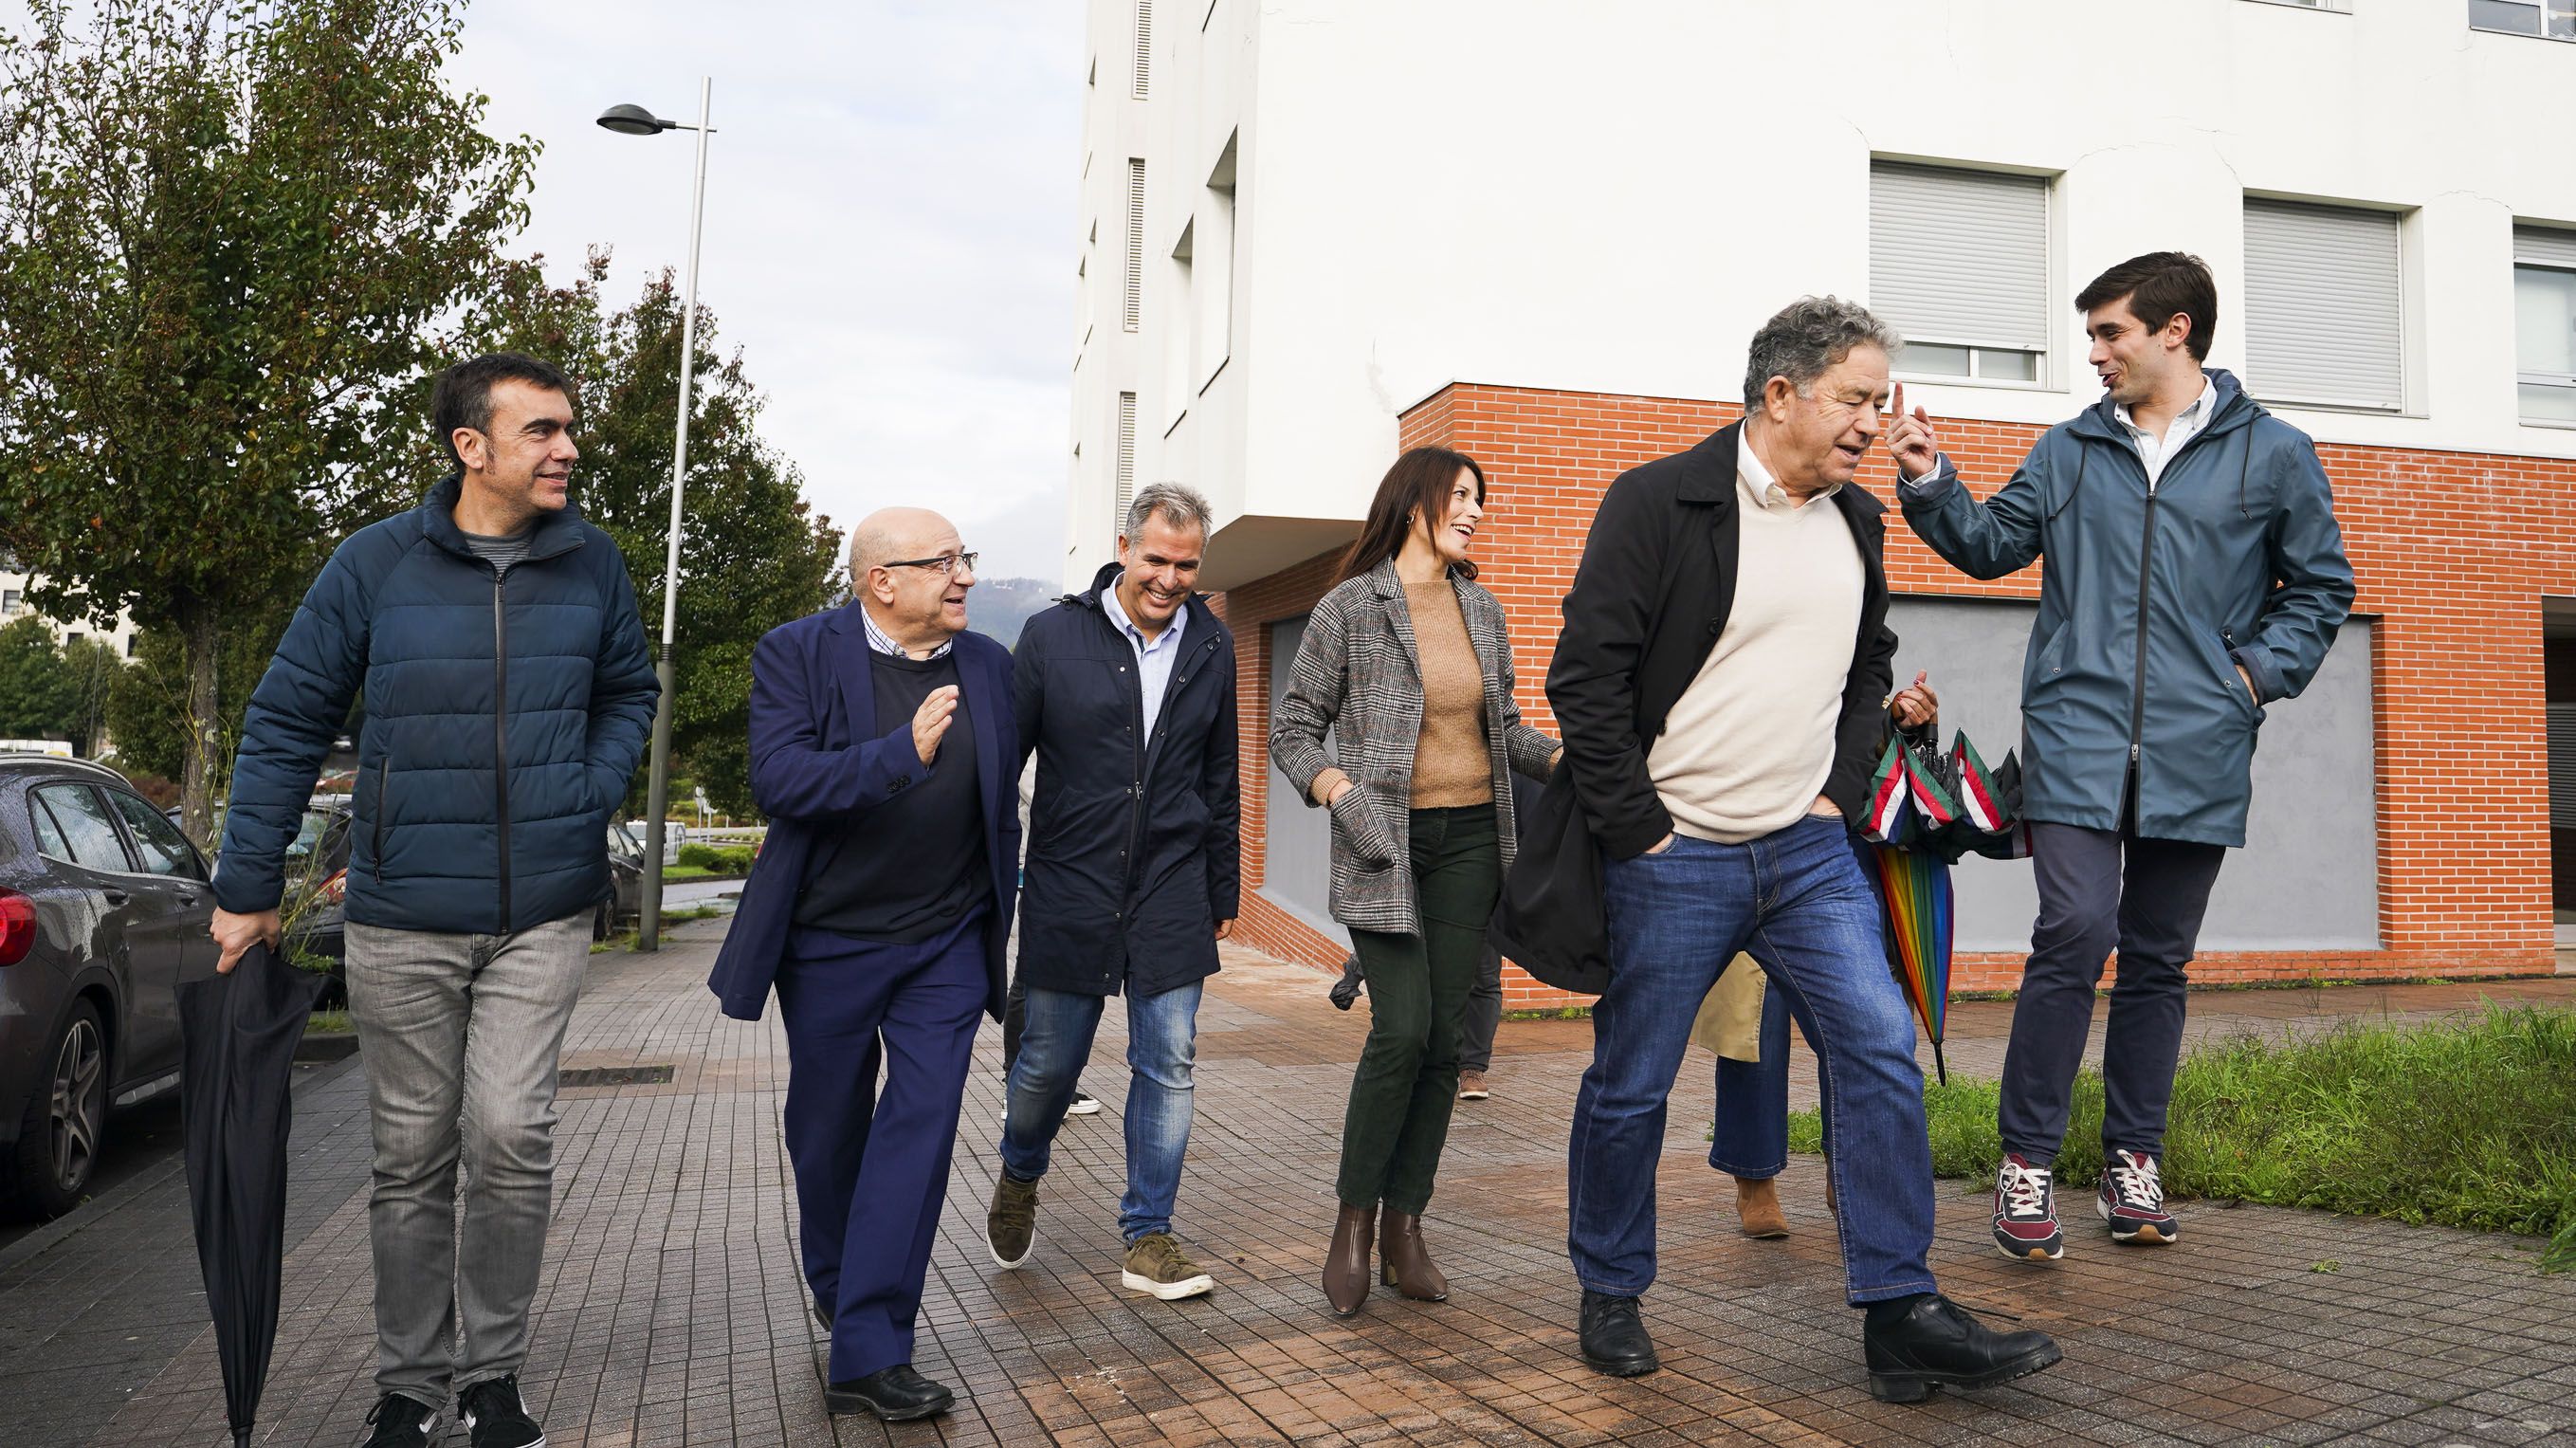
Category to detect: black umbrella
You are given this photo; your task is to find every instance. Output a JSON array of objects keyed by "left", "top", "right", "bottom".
[{"left": 180, "top": 942, "right": 329, "bottom": 1447}]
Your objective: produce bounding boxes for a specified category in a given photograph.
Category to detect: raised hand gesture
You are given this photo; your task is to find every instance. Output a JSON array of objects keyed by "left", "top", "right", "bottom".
[{"left": 1888, "top": 382, "right": 1941, "bottom": 482}]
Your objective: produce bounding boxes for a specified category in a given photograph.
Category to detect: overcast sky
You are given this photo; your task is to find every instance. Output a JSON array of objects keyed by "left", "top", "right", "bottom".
[{"left": 457, "top": 1, "right": 1084, "bottom": 583}]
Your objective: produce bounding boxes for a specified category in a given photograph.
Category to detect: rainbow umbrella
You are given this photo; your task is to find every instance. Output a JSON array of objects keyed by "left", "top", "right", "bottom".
[{"left": 1865, "top": 843, "right": 1954, "bottom": 1085}]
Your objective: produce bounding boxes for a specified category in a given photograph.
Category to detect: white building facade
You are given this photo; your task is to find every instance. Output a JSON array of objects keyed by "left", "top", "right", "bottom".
[{"left": 1068, "top": 0, "right": 2576, "bottom": 993}]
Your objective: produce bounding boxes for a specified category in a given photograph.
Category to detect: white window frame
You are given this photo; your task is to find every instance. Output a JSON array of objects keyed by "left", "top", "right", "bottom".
[
  {"left": 2514, "top": 229, "right": 2576, "bottom": 428},
  {"left": 2468, "top": 0, "right": 2576, "bottom": 40},
  {"left": 1869, "top": 161, "right": 2054, "bottom": 393}
]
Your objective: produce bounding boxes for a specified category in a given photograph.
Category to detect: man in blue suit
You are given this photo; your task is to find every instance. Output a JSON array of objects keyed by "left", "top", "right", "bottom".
[{"left": 706, "top": 506, "right": 1019, "bottom": 1423}]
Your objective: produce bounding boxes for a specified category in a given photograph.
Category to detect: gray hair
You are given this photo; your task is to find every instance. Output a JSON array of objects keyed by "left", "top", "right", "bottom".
[
  {"left": 1741, "top": 296, "right": 1902, "bottom": 412},
  {"left": 1124, "top": 482, "right": 1214, "bottom": 541}
]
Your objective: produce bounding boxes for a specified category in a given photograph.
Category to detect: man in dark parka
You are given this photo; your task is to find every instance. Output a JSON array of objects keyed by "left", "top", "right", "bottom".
[{"left": 982, "top": 483, "right": 1240, "bottom": 1301}]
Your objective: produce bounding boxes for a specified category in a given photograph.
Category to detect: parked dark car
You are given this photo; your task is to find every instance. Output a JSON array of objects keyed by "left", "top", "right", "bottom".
[
  {"left": 600, "top": 820, "right": 645, "bottom": 939},
  {"left": 1, "top": 754, "right": 219, "bottom": 1217}
]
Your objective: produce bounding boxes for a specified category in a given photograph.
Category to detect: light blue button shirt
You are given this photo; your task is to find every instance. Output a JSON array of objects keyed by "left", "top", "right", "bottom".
[{"left": 1101, "top": 571, "right": 1188, "bottom": 738}]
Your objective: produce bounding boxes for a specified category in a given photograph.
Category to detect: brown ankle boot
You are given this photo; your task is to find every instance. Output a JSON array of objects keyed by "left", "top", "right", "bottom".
[
  {"left": 1378, "top": 1206, "right": 1450, "bottom": 1302},
  {"left": 1735, "top": 1175, "right": 1790, "bottom": 1239},
  {"left": 1324, "top": 1202, "right": 1375, "bottom": 1317}
]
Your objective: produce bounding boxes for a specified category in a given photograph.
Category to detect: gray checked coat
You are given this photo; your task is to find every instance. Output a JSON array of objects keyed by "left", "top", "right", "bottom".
[{"left": 1269, "top": 559, "right": 1560, "bottom": 937}]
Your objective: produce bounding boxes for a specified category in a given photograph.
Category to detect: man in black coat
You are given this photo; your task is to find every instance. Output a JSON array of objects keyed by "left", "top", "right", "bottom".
[
  {"left": 982, "top": 483, "right": 1240, "bottom": 1301},
  {"left": 1499, "top": 298, "right": 2058, "bottom": 1403}
]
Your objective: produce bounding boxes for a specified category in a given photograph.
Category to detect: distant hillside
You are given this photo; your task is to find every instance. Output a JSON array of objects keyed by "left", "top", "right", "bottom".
[{"left": 975, "top": 577, "right": 1069, "bottom": 650}]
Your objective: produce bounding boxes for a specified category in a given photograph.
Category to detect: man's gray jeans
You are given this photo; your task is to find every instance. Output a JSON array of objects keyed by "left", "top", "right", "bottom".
[{"left": 344, "top": 910, "right": 589, "bottom": 1406}]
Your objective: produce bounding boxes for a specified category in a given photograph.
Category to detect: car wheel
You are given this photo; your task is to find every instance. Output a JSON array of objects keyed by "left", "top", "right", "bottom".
[{"left": 11, "top": 999, "right": 107, "bottom": 1219}]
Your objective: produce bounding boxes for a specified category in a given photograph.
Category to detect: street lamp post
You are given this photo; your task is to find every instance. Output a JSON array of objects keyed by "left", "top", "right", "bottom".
[{"left": 598, "top": 79, "right": 712, "bottom": 953}]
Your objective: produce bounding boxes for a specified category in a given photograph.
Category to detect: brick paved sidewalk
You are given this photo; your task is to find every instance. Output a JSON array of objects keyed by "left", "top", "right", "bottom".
[{"left": 6, "top": 922, "right": 2572, "bottom": 1447}]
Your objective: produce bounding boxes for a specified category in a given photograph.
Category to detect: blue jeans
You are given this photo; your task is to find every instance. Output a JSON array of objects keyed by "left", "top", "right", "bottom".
[
  {"left": 1571, "top": 815, "right": 1936, "bottom": 1305},
  {"left": 1708, "top": 977, "right": 1798, "bottom": 1179},
  {"left": 999, "top": 981, "right": 1203, "bottom": 1242}
]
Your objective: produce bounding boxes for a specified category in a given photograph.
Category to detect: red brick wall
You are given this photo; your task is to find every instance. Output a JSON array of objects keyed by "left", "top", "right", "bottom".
[{"left": 1215, "top": 381, "right": 2571, "bottom": 1006}]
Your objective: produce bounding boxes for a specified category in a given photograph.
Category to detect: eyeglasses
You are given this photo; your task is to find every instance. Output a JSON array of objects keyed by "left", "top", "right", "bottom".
[{"left": 878, "top": 551, "right": 979, "bottom": 577}]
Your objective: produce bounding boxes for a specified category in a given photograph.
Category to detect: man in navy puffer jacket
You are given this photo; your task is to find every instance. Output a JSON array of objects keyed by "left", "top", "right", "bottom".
[{"left": 210, "top": 353, "right": 658, "bottom": 1448}]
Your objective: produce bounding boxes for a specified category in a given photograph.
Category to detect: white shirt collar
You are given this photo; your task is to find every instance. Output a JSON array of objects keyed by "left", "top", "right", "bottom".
[
  {"left": 1737, "top": 424, "right": 1840, "bottom": 511},
  {"left": 2113, "top": 373, "right": 2213, "bottom": 440}
]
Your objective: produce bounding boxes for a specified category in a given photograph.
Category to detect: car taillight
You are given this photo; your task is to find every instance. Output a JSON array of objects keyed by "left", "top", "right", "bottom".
[
  {"left": 319, "top": 869, "right": 346, "bottom": 905},
  {"left": 0, "top": 889, "right": 36, "bottom": 966}
]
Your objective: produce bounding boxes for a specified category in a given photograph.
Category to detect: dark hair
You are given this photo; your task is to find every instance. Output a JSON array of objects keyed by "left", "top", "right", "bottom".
[
  {"left": 430, "top": 353, "right": 576, "bottom": 467},
  {"left": 2075, "top": 252, "right": 2218, "bottom": 361},
  {"left": 1338, "top": 447, "right": 1487, "bottom": 584}
]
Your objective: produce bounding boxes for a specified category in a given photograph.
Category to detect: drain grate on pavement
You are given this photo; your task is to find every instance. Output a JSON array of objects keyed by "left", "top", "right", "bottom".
[{"left": 557, "top": 1064, "right": 675, "bottom": 1089}]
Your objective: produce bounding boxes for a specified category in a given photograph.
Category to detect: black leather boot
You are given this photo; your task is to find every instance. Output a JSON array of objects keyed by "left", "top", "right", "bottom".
[
  {"left": 1863, "top": 1294, "right": 2061, "bottom": 1402},
  {"left": 1577, "top": 1289, "right": 1658, "bottom": 1377}
]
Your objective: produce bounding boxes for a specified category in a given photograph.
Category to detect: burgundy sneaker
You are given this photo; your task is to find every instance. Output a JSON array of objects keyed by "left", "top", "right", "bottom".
[
  {"left": 2098, "top": 1148, "right": 2178, "bottom": 1244},
  {"left": 1992, "top": 1153, "right": 2063, "bottom": 1261}
]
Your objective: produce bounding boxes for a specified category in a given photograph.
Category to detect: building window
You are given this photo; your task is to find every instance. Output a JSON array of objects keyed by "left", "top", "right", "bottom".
[
  {"left": 1124, "top": 159, "right": 1145, "bottom": 333},
  {"left": 2469, "top": 0, "right": 2576, "bottom": 39},
  {"left": 1166, "top": 217, "right": 1195, "bottom": 421},
  {"left": 1115, "top": 392, "right": 1138, "bottom": 537},
  {"left": 1197, "top": 132, "right": 1238, "bottom": 392},
  {"left": 125, "top": 633, "right": 140, "bottom": 658},
  {"left": 1869, "top": 162, "right": 2049, "bottom": 384},
  {"left": 1134, "top": 0, "right": 1153, "bottom": 96},
  {"left": 2516, "top": 225, "right": 2576, "bottom": 425},
  {"left": 1, "top": 588, "right": 18, "bottom": 615},
  {"left": 2243, "top": 197, "right": 2405, "bottom": 412}
]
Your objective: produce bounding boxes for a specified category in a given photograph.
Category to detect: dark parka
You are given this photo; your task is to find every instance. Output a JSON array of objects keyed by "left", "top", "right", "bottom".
[
  {"left": 1011, "top": 564, "right": 1240, "bottom": 999},
  {"left": 1897, "top": 369, "right": 2353, "bottom": 848},
  {"left": 1491, "top": 423, "right": 1897, "bottom": 995},
  {"left": 215, "top": 473, "right": 661, "bottom": 934}
]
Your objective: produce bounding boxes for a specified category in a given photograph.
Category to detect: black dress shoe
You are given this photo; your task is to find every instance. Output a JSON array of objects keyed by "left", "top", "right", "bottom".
[
  {"left": 1577, "top": 1289, "right": 1659, "bottom": 1377},
  {"left": 1863, "top": 1294, "right": 2061, "bottom": 1403},
  {"left": 824, "top": 1365, "right": 956, "bottom": 1421}
]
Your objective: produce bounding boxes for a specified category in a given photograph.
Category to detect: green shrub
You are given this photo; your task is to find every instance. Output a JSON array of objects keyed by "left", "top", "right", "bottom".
[{"left": 676, "top": 842, "right": 753, "bottom": 873}]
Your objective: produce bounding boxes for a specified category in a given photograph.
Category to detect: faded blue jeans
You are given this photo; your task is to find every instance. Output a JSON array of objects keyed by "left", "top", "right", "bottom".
[
  {"left": 999, "top": 980, "right": 1203, "bottom": 1242},
  {"left": 1570, "top": 815, "right": 1936, "bottom": 1305},
  {"left": 1708, "top": 978, "right": 1800, "bottom": 1179}
]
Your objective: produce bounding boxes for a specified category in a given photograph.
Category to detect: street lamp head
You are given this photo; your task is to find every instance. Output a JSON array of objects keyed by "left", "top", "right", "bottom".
[{"left": 596, "top": 103, "right": 673, "bottom": 137}]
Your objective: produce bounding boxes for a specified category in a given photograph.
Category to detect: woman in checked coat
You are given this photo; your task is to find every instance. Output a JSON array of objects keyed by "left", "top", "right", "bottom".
[{"left": 1270, "top": 446, "right": 1560, "bottom": 1318}]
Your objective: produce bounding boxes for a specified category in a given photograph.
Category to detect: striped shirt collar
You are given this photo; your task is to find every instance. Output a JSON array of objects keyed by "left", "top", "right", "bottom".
[{"left": 859, "top": 604, "right": 955, "bottom": 661}]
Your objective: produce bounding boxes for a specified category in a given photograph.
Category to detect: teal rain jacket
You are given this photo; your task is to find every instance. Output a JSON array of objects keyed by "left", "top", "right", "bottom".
[{"left": 1897, "top": 369, "right": 2354, "bottom": 848}]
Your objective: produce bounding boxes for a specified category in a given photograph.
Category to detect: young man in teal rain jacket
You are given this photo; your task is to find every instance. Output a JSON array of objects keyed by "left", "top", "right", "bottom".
[{"left": 1888, "top": 251, "right": 2353, "bottom": 1263}]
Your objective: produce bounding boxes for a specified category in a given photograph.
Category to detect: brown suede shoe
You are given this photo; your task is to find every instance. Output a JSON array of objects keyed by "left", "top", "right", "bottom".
[
  {"left": 1455, "top": 1071, "right": 1489, "bottom": 1101},
  {"left": 1735, "top": 1175, "right": 1790, "bottom": 1238}
]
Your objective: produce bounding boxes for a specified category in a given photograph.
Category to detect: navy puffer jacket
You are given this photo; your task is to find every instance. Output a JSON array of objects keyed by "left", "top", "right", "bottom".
[{"left": 215, "top": 473, "right": 660, "bottom": 934}]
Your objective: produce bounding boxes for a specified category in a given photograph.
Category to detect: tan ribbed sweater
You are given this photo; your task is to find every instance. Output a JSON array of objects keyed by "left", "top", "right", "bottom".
[
  {"left": 1645, "top": 440, "right": 1863, "bottom": 843},
  {"left": 1406, "top": 581, "right": 1492, "bottom": 807}
]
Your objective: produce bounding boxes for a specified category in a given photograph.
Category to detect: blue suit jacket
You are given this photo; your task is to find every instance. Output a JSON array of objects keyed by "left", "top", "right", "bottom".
[{"left": 707, "top": 604, "right": 1021, "bottom": 1021}]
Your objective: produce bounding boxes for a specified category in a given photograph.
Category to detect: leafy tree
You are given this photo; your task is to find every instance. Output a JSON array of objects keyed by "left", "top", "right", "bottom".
[
  {"left": 104, "top": 604, "right": 302, "bottom": 787},
  {"left": 0, "top": 615, "right": 80, "bottom": 746},
  {"left": 476, "top": 251, "right": 844, "bottom": 817},
  {"left": 0, "top": 0, "right": 536, "bottom": 848}
]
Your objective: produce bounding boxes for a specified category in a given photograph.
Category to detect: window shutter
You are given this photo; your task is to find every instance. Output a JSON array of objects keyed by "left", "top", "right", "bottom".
[
  {"left": 1869, "top": 163, "right": 2049, "bottom": 353},
  {"left": 2244, "top": 199, "right": 2404, "bottom": 410},
  {"left": 2516, "top": 224, "right": 2576, "bottom": 270},
  {"left": 1115, "top": 393, "right": 1138, "bottom": 535},
  {"left": 2551, "top": 702, "right": 2576, "bottom": 831},
  {"left": 1124, "top": 160, "right": 1145, "bottom": 332},
  {"left": 1134, "top": 0, "right": 1152, "bottom": 97}
]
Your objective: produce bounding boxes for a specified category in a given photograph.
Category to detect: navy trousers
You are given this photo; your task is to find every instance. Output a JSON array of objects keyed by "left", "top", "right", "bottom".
[{"left": 775, "top": 911, "right": 988, "bottom": 1383}]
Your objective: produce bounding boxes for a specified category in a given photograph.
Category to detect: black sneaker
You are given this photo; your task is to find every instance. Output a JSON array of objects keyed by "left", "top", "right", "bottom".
[
  {"left": 1064, "top": 1089, "right": 1103, "bottom": 1116},
  {"left": 458, "top": 1374, "right": 547, "bottom": 1448},
  {"left": 357, "top": 1393, "right": 441, "bottom": 1448}
]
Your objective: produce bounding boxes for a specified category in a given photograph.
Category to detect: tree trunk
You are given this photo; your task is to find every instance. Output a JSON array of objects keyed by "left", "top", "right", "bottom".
[{"left": 178, "top": 602, "right": 221, "bottom": 852}]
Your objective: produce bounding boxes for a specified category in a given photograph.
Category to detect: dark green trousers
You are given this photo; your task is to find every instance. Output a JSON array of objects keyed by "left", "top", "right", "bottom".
[{"left": 1338, "top": 804, "right": 1501, "bottom": 1214}]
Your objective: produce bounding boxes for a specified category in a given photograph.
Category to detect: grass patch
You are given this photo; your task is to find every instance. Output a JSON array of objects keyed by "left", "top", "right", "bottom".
[
  {"left": 589, "top": 905, "right": 726, "bottom": 954},
  {"left": 660, "top": 863, "right": 742, "bottom": 882},
  {"left": 1504, "top": 1005, "right": 1593, "bottom": 1021},
  {"left": 305, "top": 1009, "right": 353, "bottom": 1036},
  {"left": 1786, "top": 1003, "right": 2576, "bottom": 1270}
]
